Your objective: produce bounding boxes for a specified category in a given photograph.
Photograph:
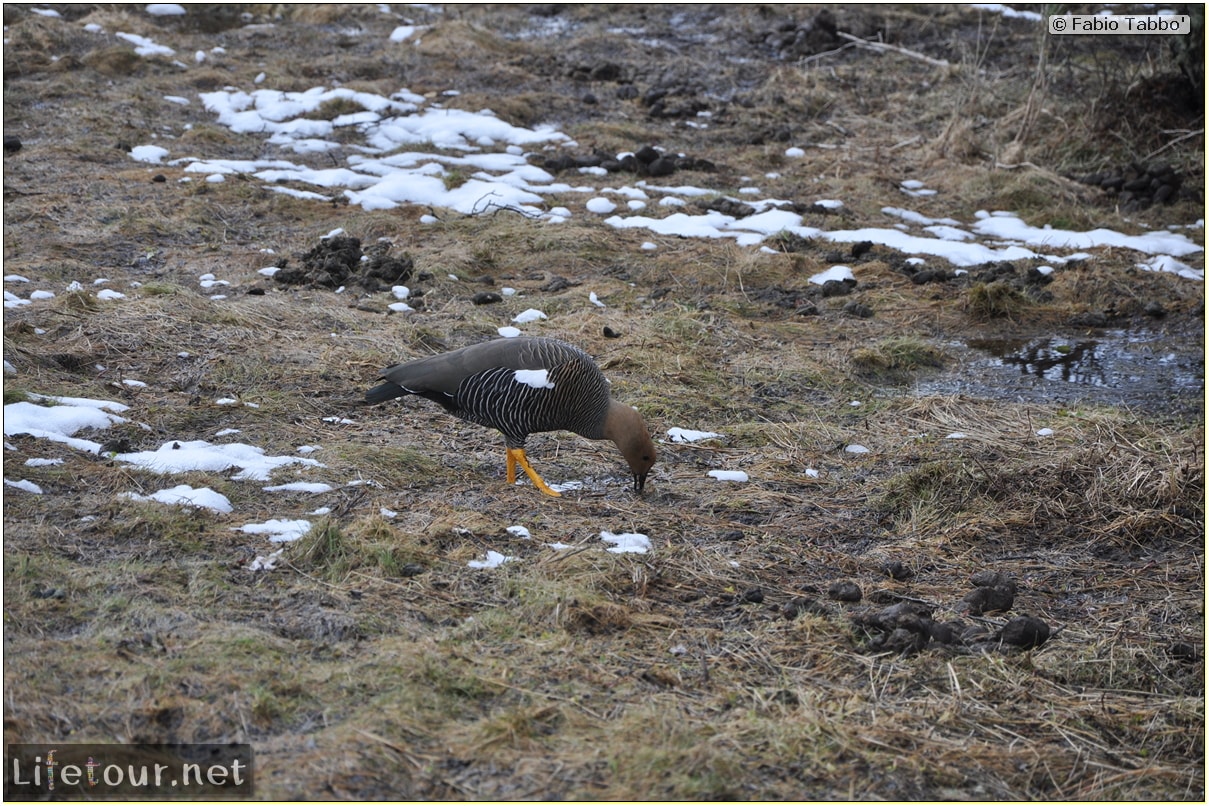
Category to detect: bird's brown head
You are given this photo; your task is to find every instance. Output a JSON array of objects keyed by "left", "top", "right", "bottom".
[{"left": 604, "top": 401, "right": 657, "bottom": 493}]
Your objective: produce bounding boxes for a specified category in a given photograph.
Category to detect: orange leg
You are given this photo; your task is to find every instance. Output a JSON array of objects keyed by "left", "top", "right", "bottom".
[{"left": 506, "top": 447, "right": 561, "bottom": 497}]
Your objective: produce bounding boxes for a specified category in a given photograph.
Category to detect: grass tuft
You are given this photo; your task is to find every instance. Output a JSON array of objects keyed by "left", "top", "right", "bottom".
[{"left": 966, "top": 281, "right": 1029, "bottom": 320}]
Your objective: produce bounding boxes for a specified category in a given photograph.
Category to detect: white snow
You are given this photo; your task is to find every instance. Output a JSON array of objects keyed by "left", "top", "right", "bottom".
[
  {"left": 390, "top": 25, "right": 429, "bottom": 42},
  {"left": 589, "top": 291, "right": 606, "bottom": 307},
  {"left": 116, "top": 32, "right": 175, "bottom": 58},
  {"left": 120, "top": 484, "right": 233, "bottom": 513},
  {"left": 586, "top": 197, "right": 617, "bottom": 214},
  {"left": 498, "top": 326, "right": 522, "bottom": 338},
  {"left": 809, "top": 265, "right": 855, "bottom": 285},
  {"left": 968, "top": 3, "right": 1043, "bottom": 22},
  {"left": 124, "top": 83, "right": 1197, "bottom": 280},
  {"left": 845, "top": 444, "right": 871, "bottom": 454},
  {"left": 114, "top": 440, "right": 324, "bottom": 481},
  {"left": 506, "top": 525, "right": 531, "bottom": 539},
  {"left": 146, "top": 4, "right": 187, "bottom": 16},
  {"left": 468, "top": 550, "right": 515, "bottom": 569},
  {"left": 667, "top": 427, "right": 722, "bottom": 443},
  {"left": 1136, "top": 254, "right": 1203, "bottom": 281},
  {"left": 130, "top": 145, "right": 171, "bottom": 163},
  {"left": 971, "top": 213, "right": 1202, "bottom": 258},
  {"left": 236, "top": 518, "right": 313, "bottom": 543},
  {"left": 600, "top": 531, "right": 651, "bottom": 554},
  {"left": 249, "top": 548, "right": 284, "bottom": 572},
  {"left": 5, "top": 478, "right": 44, "bottom": 494},
  {"left": 264, "top": 482, "right": 334, "bottom": 493},
  {"left": 4, "top": 397, "right": 129, "bottom": 454},
  {"left": 513, "top": 308, "right": 548, "bottom": 324},
  {"left": 708, "top": 470, "right": 749, "bottom": 482}
]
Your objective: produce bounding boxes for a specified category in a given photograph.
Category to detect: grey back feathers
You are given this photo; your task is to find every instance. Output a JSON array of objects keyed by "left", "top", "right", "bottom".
[{"left": 367, "top": 337, "right": 617, "bottom": 448}]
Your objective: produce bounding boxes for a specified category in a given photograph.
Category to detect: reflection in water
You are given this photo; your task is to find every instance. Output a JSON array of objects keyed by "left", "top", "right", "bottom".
[
  {"left": 968, "top": 339, "right": 1109, "bottom": 386},
  {"left": 916, "top": 330, "right": 1204, "bottom": 416}
]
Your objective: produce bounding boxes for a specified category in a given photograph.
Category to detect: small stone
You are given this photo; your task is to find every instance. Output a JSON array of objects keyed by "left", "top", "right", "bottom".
[
  {"left": 882, "top": 626, "right": 929, "bottom": 654},
  {"left": 740, "top": 588, "right": 764, "bottom": 604},
  {"left": 539, "top": 275, "right": 573, "bottom": 292},
  {"left": 970, "top": 570, "right": 1016, "bottom": 592},
  {"left": 819, "top": 280, "right": 853, "bottom": 298},
  {"left": 881, "top": 560, "right": 913, "bottom": 581},
  {"left": 645, "top": 157, "right": 676, "bottom": 177},
  {"left": 581, "top": 92, "right": 598, "bottom": 105},
  {"left": 1168, "top": 641, "right": 1200, "bottom": 664},
  {"left": 634, "top": 145, "right": 661, "bottom": 164},
  {"left": 850, "top": 241, "right": 873, "bottom": 259},
  {"left": 928, "top": 620, "right": 960, "bottom": 644},
  {"left": 151, "top": 174, "right": 167, "bottom": 183},
  {"left": 1069, "top": 311, "right": 1108, "bottom": 328},
  {"left": 589, "top": 62, "right": 621, "bottom": 81},
  {"left": 960, "top": 623, "right": 991, "bottom": 643},
  {"left": 910, "top": 269, "right": 942, "bottom": 284},
  {"left": 4, "top": 135, "right": 22, "bottom": 153},
  {"left": 827, "top": 580, "right": 862, "bottom": 602},
  {"left": 1144, "top": 301, "right": 1166, "bottom": 318},
  {"left": 781, "top": 596, "right": 828, "bottom": 620},
  {"left": 471, "top": 291, "right": 502, "bottom": 305},
  {"left": 602, "top": 326, "right": 620, "bottom": 338},
  {"left": 843, "top": 301, "right": 874, "bottom": 319},
  {"left": 961, "top": 584, "right": 1015, "bottom": 615},
  {"left": 997, "top": 615, "right": 1051, "bottom": 649},
  {"left": 399, "top": 563, "right": 425, "bottom": 577}
]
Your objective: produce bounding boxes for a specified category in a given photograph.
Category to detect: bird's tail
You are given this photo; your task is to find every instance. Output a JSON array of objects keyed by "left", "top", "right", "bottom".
[{"left": 365, "top": 382, "right": 408, "bottom": 405}]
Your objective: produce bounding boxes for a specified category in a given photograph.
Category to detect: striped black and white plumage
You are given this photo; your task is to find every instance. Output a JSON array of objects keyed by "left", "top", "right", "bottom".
[{"left": 365, "top": 337, "right": 656, "bottom": 496}]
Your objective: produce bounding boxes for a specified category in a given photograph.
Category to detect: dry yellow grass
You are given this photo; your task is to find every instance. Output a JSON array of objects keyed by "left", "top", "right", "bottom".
[{"left": 3, "top": 4, "right": 1203, "bottom": 800}]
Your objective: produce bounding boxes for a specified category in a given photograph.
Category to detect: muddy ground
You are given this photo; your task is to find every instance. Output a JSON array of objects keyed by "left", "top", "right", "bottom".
[{"left": 2, "top": 4, "right": 1205, "bottom": 801}]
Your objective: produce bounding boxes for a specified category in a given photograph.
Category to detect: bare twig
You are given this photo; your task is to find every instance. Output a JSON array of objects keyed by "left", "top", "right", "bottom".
[
  {"left": 835, "top": 31, "right": 950, "bottom": 68},
  {"left": 1141, "top": 128, "right": 1205, "bottom": 163}
]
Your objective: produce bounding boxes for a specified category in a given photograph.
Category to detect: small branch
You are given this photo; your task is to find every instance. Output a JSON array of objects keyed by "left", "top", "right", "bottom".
[
  {"left": 1142, "top": 128, "right": 1205, "bottom": 163},
  {"left": 835, "top": 31, "right": 950, "bottom": 68},
  {"left": 800, "top": 41, "right": 859, "bottom": 65},
  {"left": 470, "top": 192, "right": 542, "bottom": 218},
  {"left": 994, "top": 161, "right": 1046, "bottom": 171}
]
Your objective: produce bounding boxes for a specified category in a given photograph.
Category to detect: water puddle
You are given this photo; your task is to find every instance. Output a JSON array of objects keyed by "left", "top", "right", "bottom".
[{"left": 916, "top": 329, "right": 1204, "bottom": 416}]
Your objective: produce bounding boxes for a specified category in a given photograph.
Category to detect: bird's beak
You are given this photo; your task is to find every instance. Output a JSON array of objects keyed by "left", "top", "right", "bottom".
[{"left": 633, "top": 472, "right": 648, "bottom": 493}]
